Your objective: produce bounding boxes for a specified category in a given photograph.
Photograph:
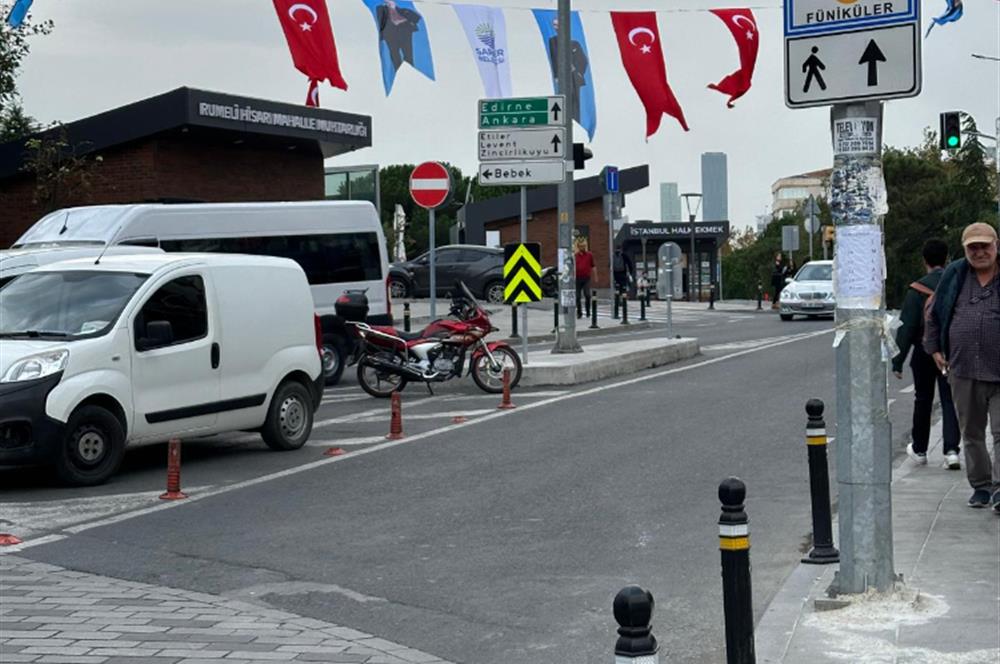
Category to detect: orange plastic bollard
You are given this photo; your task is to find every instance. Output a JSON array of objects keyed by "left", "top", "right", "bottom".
[
  {"left": 498, "top": 368, "right": 516, "bottom": 410},
  {"left": 159, "top": 439, "right": 188, "bottom": 500},
  {"left": 386, "top": 392, "right": 404, "bottom": 440}
]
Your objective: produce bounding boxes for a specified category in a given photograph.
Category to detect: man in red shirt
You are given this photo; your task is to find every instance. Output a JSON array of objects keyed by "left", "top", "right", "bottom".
[{"left": 575, "top": 237, "right": 596, "bottom": 318}]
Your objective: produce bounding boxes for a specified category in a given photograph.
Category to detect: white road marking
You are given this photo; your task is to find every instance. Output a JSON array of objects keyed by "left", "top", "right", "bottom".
[
  {"left": 3, "top": 328, "right": 832, "bottom": 551},
  {"left": 305, "top": 436, "right": 387, "bottom": 448}
]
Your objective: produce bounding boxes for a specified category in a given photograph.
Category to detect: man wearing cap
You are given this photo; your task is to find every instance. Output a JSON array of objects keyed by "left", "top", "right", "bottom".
[{"left": 925, "top": 223, "right": 1000, "bottom": 511}]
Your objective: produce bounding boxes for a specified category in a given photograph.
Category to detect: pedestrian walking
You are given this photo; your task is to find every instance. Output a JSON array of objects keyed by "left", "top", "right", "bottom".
[
  {"left": 924, "top": 223, "right": 1000, "bottom": 511},
  {"left": 892, "top": 239, "right": 961, "bottom": 470},
  {"left": 612, "top": 247, "right": 635, "bottom": 296},
  {"left": 575, "top": 237, "right": 596, "bottom": 319},
  {"left": 770, "top": 253, "right": 789, "bottom": 310}
]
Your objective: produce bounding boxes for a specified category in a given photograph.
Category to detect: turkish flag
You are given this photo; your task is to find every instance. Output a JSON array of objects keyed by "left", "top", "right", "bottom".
[
  {"left": 708, "top": 9, "right": 758, "bottom": 108},
  {"left": 273, "top": 0, "right": 347, "bottom": 99},
  {"left": 610, "top": 12, "right": 688, "bottom": 138}
]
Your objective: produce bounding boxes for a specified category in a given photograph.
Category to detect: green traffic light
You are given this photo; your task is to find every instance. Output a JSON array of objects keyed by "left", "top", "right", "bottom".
[{"left": 947, "top": 135, "right": 960, "bottom": 148}]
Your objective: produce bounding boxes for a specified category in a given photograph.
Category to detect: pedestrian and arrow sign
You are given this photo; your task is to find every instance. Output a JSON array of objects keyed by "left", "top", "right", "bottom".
[
  {"left": 503, "top": 243, "right": 543, "bottom": 304},
  {"left": 479, "top": 96, "right": 565, "bottom": 129},
  {"left": 785, "top": 23, "right": 920, "bottom": 107},
  {"left": 479, "top": 128, "right": 566, "bottom": 161}
]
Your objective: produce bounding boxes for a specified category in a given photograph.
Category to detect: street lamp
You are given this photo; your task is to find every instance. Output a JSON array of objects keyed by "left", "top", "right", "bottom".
[{"left": 681, "top": 192, "right": 702, "bottom": 302}]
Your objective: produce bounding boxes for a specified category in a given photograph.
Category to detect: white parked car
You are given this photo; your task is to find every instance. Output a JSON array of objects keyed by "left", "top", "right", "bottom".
[
  {"left": 13, "top": 201, "right": 392, "bottom": 385},
  {"left": 0, "top": 254, "right": 324, "bottom": 486},
  {"left": 780, "top": 260, "right": 835, "bottom": 321}
]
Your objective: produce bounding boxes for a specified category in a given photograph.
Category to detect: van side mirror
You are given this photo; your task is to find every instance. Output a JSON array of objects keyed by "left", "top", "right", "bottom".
[{"left": 137, "top": 320, "right": 174, "bottom": 351}]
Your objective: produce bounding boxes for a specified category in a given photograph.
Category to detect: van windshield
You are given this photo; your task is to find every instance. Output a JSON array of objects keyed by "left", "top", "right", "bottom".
[
  {"left": 13, "top": 208, "right": 129, "bottom": 248},
  {"left": 0, "top": 271, "right": 148, "bottom": 340}
]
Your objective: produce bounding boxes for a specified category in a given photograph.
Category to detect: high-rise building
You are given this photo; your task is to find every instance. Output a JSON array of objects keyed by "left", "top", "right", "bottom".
[
  {"left": 660, "top": 182, "right": 681, "bottom": 222},
  {"left": 701, "top": 153, "right": 728, "bottom": 222}
]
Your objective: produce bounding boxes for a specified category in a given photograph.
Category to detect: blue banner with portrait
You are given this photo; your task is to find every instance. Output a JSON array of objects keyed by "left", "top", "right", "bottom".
[
  {"left": 532, "top": 9, "right": 596, "bottom": 141},
  {"left": 361, "top": 0, "right": 436, "bottom": 95}
]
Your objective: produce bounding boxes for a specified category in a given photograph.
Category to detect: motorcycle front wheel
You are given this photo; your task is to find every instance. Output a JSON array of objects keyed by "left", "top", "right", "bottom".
[
  {"left": 357, "top": 355, "right": 408, "bottom": 398},
  {"left": 471, "top": 346, "right": 522, "bottom": 394}
]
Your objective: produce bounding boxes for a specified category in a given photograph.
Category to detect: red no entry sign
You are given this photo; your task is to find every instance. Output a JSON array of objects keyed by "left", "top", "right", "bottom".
[{"left": 409, "top": 162, "right": 451, "bottom": 210}]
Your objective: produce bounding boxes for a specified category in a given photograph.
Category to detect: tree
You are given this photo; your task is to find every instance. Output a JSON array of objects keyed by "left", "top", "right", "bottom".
[
  {"left": 0, "top": 2, "right": 51, "bottom": 140},
  {"left": 24, "top": 126, "right": 103, "bottom": 213}
]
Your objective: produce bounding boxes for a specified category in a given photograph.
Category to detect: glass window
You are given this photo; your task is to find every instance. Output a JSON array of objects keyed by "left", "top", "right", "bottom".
[
  {"left": 0, "top": 271, "right": 148, "bottom": 339},
  {"left": 795, "top": 264, "right": 832, "bottom": 281},
  {"left": 435, "top": 248, "right": 462, "bottom": 263},
  {"left": 159, "top": 233, "right": 382, "bottom": 285},
  {"left": 134, "top": 276, "right": 208, "bottom": 350}
]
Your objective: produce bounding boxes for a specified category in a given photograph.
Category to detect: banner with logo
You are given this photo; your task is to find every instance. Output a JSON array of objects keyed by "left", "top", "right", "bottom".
[{"left": 453, "top": 4, "right": 512, "bottom": 98}]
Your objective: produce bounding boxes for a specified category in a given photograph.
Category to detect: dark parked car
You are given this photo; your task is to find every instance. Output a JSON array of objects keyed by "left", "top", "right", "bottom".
[{"left": 389, "top": 245, "right": 558, "bottom": 304}]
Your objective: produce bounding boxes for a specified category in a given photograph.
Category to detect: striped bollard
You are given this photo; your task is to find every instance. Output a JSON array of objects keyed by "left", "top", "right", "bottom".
[
  {"left": 589, "top": 290, "right": 600, "bottom": 330},
  {"left": 802, "top": 399, "right": 840, "bottom": 564},
  {"left": 159, "top": 439, "right": 187, "bottom": 500},
  {"left": 719, "top": 477, "right": 755, "bottom": 664},
  {"left": 613, "top": 585, "right": 659, "bottom": 663}
]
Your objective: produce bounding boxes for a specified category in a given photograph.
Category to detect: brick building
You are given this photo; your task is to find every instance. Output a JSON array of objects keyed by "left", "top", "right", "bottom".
[
  {"left": 0, "top": 88, "right": 372, "bottom": 247},
  {"left": 461, "top": 165, "right": 649, "bottom": 290}
]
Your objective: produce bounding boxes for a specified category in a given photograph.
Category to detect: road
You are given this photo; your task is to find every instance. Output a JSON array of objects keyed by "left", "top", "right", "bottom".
[{"left": 0, "top": 306, "right": 923, "bottom": 663}]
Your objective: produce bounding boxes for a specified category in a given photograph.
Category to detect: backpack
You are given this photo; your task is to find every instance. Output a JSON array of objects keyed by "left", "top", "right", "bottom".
[
  {"left": 613, "top": 253, "right": 626, "bottom": 273},
  {"left": 909, "top": 281, "right": 935, "bottom": 345}
]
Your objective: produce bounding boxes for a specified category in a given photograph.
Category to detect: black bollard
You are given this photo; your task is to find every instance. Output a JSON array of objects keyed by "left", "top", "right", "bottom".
[
  {"left": 553, "top": 300, "right": 559, "bottom": 333},
  {"left": 510, "top": 302, "right": 518, "bottom": 339},
  {"left": 756, "top": 282, "right": 763, "bottom": 311},
  {"left": 613, "top": 586, "right": 659, "bottom": 662},
  {"left": 621, "top": 293, "right": 630, "bottom": 325},
  {"left": 589, "top": 290, "right": 600, "bottom": 330},
  {"left": 640, "top": 294, "right": 647, "bottom": 321},
  {"left": 709, "top": 282, "right": 716, "bottom": 310},
  {"left": 802, "top": 400, "right": 840, "bottom": 564},
  {"left": 719, "top": 477, "right": 756, "bottom": 664},
  {"left": 613, "top": 291, "right": 621, "bottom": 320},
  {"left": 403, "top": 303, "right": 411, "bottom": 332}
]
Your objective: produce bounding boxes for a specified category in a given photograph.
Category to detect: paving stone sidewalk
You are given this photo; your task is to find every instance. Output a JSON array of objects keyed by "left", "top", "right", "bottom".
[{"left": 0, "top": 555, "right": 452, "bottom": 664}]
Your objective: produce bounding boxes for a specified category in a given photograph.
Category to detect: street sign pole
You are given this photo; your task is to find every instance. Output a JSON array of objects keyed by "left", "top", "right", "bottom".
[
  {"left": 831, "top": 101, "right": 895, "bottom": 595},
  {"left": 553, "top": 0, "right": 580, "bottom": 354},
  {"left": 429, "top": 208, "right": 436, "bottom": 321},
  {"left": 520, "top": 186, "right": 528, "bottom": 365}
]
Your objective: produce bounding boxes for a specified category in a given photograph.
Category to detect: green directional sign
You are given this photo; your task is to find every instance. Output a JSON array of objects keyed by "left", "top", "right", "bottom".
[
  {"left": 479, "top": 96, "right": 565, "bottom": 130},
  {"left": 503, "top": 242, "right": 543, "bottom": 304}
]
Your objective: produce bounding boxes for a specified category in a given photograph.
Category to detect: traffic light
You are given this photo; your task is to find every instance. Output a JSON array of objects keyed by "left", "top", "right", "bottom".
[
  {"left": 573, "top": 143, "right": 593, "bottom": 170},
  {"left": 822, "top": 226, "right": 835, "bottom": 244},
  {"left": 939, "top": 112, "right": 962, "bottom": 150}
]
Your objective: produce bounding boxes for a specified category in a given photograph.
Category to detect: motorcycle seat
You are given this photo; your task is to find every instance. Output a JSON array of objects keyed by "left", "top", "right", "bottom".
[{"left": 395, "top": 329, "right": 426, "bottom": 341}]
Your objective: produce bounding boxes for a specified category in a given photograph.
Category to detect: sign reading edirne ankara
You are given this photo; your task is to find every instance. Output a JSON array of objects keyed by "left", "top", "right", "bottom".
[{"left": 503, "top": 243, "right": 542, "bottom": 304}]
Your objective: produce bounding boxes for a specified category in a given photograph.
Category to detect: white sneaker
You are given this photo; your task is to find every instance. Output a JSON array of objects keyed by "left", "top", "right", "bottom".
[
  {"left": 945, "top": 452, "right": 961, "bottom": 470},
  {"left": 906, "top": 442, "right": 927, "bottom": 465}
]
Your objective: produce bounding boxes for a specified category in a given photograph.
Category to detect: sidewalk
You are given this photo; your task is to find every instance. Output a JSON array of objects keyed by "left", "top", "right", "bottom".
[
  {"left": 755, "top": 424, "right": 1000, "bottom": 663},
  {"left": 0, "top": 555, "right": 452, "bottom": 664}
]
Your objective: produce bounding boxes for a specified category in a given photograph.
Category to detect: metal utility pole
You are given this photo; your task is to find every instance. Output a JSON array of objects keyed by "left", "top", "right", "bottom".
[
  {"left": 681, "top": 193, "right": 702, "bottom": 302},
  {"left": 552, "top": 0, "right": 580, "bottom": 353},
  {"left": 520, "top": 186, "right": 529, "bottom": 364},
  {"left": 830, "top": 101, "right": 895, "bottom": 594}
]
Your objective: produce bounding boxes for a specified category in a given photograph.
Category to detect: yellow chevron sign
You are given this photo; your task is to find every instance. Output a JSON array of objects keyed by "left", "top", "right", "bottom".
[{"left": 503, "top": 242, "right": 542, "bottom": 304}]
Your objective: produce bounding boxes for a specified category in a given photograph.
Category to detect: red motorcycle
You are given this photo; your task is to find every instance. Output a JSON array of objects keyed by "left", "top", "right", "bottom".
[{"left": 349, "top": 282, "right": 523, "bottom": 398}]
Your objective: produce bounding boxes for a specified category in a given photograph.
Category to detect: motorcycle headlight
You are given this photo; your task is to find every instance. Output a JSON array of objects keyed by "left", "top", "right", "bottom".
[{"left": 2, "top": 349, "right": 69, "bottom": 383}]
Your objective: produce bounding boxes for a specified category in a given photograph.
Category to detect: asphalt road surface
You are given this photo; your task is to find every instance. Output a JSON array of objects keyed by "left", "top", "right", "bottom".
[{"left": 2, "top": 308, "right": 925, "bottom": 663}]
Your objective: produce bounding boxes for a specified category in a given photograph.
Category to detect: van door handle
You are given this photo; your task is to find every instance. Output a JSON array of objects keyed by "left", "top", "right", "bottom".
[{"left": 211, "top": 343, "right": 220, "bottom": 369}]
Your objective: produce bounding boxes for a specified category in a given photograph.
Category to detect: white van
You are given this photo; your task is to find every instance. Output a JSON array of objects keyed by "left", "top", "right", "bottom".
[
  {"left": 0, "top": 253, "right": 324, "bottom": 486},
  {"left": 13, "top": 201, "right": 392, "bottom": 384}
]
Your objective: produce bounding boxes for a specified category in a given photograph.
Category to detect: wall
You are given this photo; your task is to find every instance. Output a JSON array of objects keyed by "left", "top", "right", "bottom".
[{"left": 0, "top": 135, "right": 324, "bottom": 247}]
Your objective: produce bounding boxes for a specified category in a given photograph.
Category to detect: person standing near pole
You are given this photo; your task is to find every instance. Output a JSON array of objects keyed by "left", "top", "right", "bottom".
[
  {"left": 612, "top": 246, "right": 635, "bottom": 296},
  {"left": 574, "top": 237, "right": 596, "bottom": 319},
  {"left": 770, "top": 253, "right": 788, "bottom": 310},
  {"left": 924, "top": 223, "right": 1000, "bottom": 510},
  {"left": 892, "top": 239, "right": 961, "bottom": 470}
]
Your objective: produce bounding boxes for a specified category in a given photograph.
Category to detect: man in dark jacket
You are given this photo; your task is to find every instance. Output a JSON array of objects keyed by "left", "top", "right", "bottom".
[
  {"left": 924, "top": 223, "right": 1000, "bottom": 510},
  {"left": 892, "top": 239, "right": 960, "bottom": 469}
]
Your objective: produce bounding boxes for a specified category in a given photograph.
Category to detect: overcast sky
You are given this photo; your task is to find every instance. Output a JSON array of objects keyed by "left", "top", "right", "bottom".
[{"left": 14, "top": 0, "right": 1000, "bottom": 229}]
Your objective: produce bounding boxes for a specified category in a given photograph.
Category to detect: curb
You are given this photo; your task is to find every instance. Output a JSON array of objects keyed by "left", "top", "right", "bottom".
[{"left": 519, "top": 338, "right": 699, "bottom": 386}]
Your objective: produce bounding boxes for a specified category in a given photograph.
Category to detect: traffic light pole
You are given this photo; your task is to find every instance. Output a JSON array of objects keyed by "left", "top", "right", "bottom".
[
  {"left": 553, "top": 0, "right": 581, "bottom": 353},
  {"left": 830, "top": 101, "right": 895, "bottom": 595}
]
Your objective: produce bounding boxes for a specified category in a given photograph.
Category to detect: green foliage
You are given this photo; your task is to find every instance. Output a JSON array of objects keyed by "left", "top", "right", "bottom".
[
  {"left": 724, "top": 124, "right": 997, "bottom": 307},
  {"left": 0, "top": 100, "right": 36, "bottom": 141},
  {"left": 24, "top": 125, "right": 103, "bottom": 213},
  {"left": 376, "top": 163, "right": 522, "bottom": 258},
  {"left": 0, "top": 2, "right": 50, "bottom": 141}
]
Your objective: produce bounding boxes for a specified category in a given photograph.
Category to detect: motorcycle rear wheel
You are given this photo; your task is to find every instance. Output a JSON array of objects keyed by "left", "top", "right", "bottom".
[
  {"left": 357, "top": 356, "right": 408, "bottom": 398},
  {"left": 471, "top": 346, "right": 522, "bottom": 394}
]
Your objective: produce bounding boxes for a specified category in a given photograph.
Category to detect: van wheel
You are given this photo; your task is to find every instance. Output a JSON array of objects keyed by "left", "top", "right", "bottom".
[
  {"left": 321, "top": 338, "right": 346, "bottom": 386},
  {"left": 261, "top": 381, "right": 314, "bottom": 451},
  {"left": 53, "top": 405, "right": 126, "bottom": 486}
]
